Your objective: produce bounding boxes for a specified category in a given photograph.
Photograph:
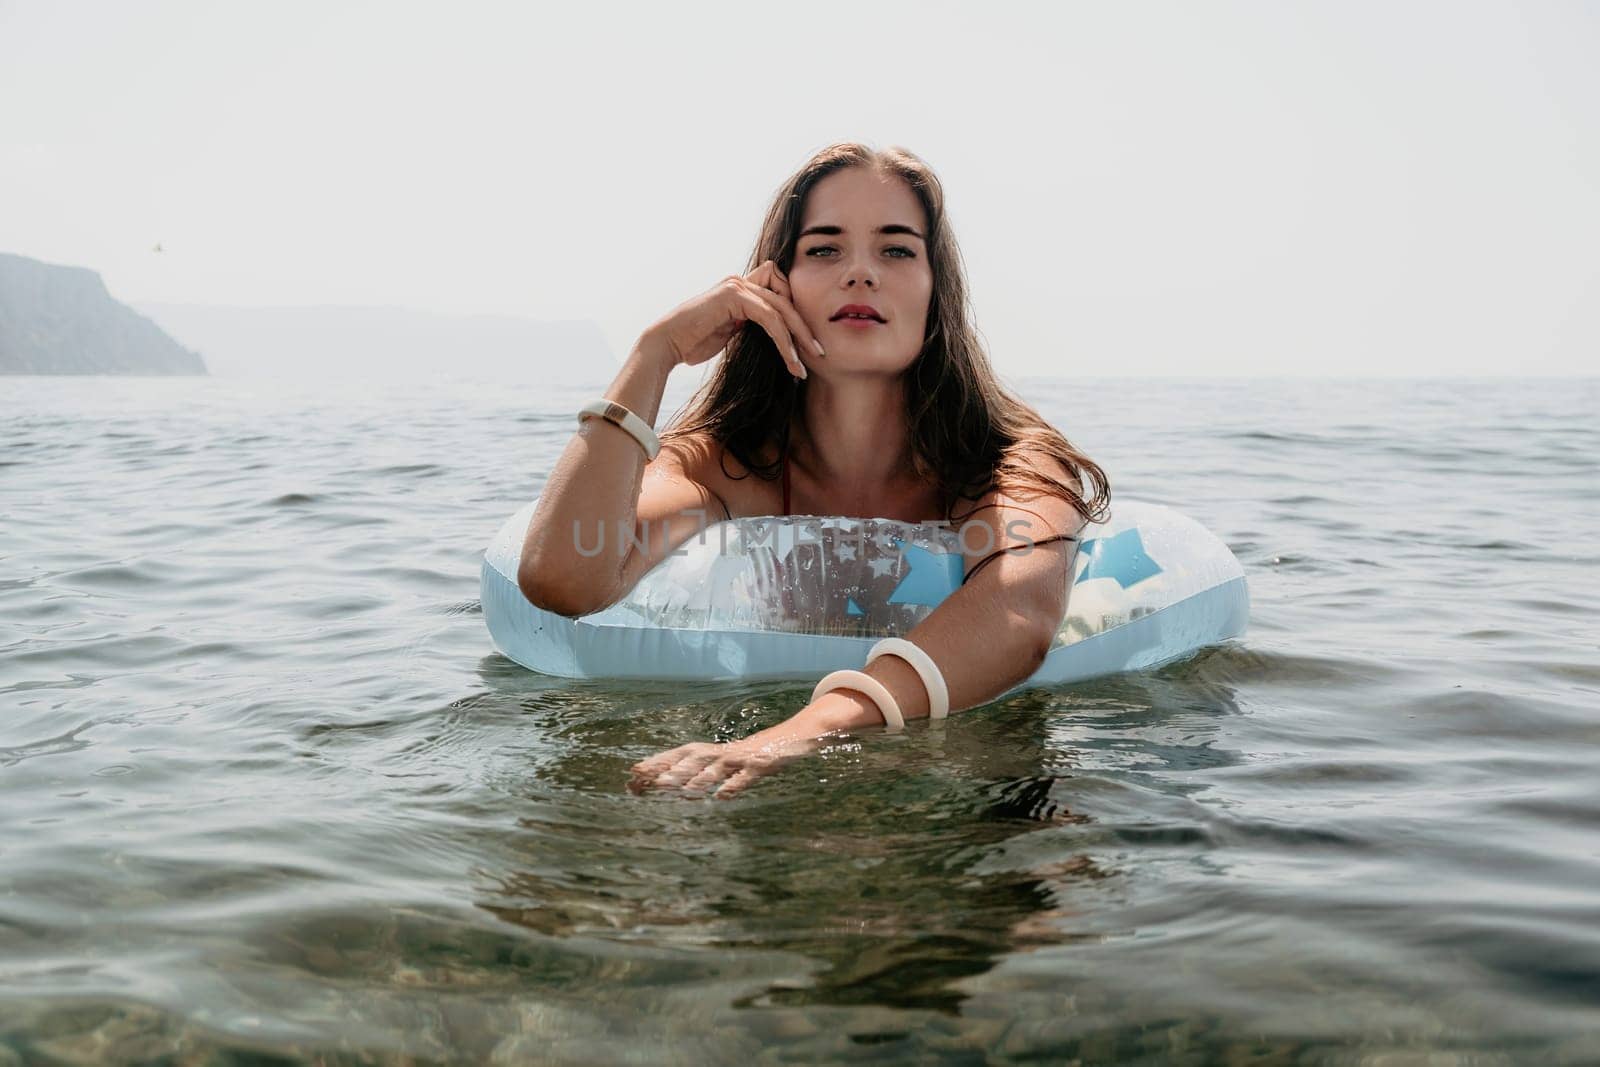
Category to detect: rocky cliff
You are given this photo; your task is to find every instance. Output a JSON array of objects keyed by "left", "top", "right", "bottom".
[{"left": 0, "top": 253, "right": 206, "bottom": 375}]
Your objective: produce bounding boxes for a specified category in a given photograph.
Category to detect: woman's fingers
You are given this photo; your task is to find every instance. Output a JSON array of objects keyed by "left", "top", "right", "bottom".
[
  {"left": 713, "top": 767, "right": 763, "bottom": 799},
  {"left": 683, "top": 756, "right": 771, "bottom": 798},
  {"left": 758, "top": 283, "right": 827, "bottom": 366},
  {"left": 630, "top": 743, "right": 717, "bottom": 788},
  {"left": 730, "top": 282, "right": 807, "bottom": 380},
  {"left": 648, "top": 261, "right": 824, "bottom": 375},
  {"left": 659, "top": 748, "right": 722, "bottom": 785},
  {"left": 630, "top": 733, "right": 803, "bottom": 800},
  {"left": 763, "top": 267, "right": 827, "bottom": 359},
  {"left": 630, "top": 744, "right": 694, "bottom": 778},
  {"left": 742, "top": 262, "right": 825, "bottom": 364},
  {"left": 682, "top": 759, "right": 732, "bottom": 794},
  {"left": 745, "top": 259, "right": 789, "bottom": 298}
]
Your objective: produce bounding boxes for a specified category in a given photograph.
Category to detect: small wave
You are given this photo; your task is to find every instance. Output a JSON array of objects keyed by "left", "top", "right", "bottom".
[
  {"left": 1528, "top": 660, "right": 1600, "bottom": 686},
  {"left": 1182, "top": 645, "right": 1404, "bottom": 688},
  {"left": 1455, "top": 538, "right": 1533, "bottom": 552},
  {"left": 370, "top": 464, "right": 446, "bottom": 478},
  {"left": 1228, "top": 431, "right": 1318, "bottom": 444},
  {"left": 122, "top": 522, "right": 214, "bottom": 540},
  {"left": 1103, "top": 822, "right": 1216, "bottom": 847},
  {"left": 980, "top": 776, "right": 1094, "bottom": 824},
  {"left": 0, "top": 722, "right": 95, "bottom": 768},
  {"left": 1401, "top": 687, "right": 1589, "bottom": 740},
  {"left": 60, "top": 559, "right": 184, "bottom": 591},
  {"left": 1215, "top": 816, "right": 1375, "bottom": 852},
  {"left": 1219, "top": 758, "right": 1416, "bottom": 789},
  {"left": 291, "top": 594, "right": 388, "bottom": 620},
  {"left": 1507, "top": 598, "right": 1590, "bottom": 616}
]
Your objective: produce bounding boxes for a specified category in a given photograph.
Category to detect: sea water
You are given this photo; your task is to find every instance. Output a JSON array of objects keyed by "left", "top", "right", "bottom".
[{"left": 2, "top": 374, "right": 1595, "bottom": 1062}]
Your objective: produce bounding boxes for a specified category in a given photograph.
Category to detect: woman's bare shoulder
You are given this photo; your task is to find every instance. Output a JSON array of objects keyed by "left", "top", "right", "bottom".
[
  {"left": 657, "top": 431, "right": 780, "bottom": 519},
  {"left": 660, "top": 430, "right": 755, "bottom": 480},
  {"left": 950, "top": 447, "right": 1086, "bottom": 536},
  {"left": 656, "top": 430, "right": 719, "bottom": 473}
]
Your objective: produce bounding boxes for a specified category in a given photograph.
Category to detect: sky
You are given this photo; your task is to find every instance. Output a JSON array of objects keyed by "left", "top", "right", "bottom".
[{"left": 1, "top": 0, "right": 1595, "bottom": 377}]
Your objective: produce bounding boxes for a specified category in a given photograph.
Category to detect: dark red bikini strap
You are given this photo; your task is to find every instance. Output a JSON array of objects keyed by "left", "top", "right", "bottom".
[
  {"left": 781, "top": 452, "right": 791, "bottom": 516},
  {"left": 961, "top": 533, "right": 1078, "bottom": 586}
]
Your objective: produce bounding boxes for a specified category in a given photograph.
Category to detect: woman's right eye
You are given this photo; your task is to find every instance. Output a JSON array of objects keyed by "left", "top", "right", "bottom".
[{"left": 804, "top": 246, "right": 838, "bottom": 257}]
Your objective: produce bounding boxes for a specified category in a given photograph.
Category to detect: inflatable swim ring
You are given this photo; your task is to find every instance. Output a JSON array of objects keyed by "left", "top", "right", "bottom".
[{"left": 482, "top": 498, "right": 1248, "bottom": 693}]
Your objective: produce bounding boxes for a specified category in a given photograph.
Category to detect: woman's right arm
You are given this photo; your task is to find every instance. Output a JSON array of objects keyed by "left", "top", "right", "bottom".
[
  {"left": 516, "top": 332, "right": 690, "bottom": 617},
  {"left": 517, "top": 263, "right": 825, "bottom": 617}
]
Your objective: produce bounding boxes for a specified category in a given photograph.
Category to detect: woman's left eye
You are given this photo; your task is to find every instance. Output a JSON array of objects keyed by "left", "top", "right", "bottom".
[{"left": 885, "top": 246, "right": 916, "bottom": 258}]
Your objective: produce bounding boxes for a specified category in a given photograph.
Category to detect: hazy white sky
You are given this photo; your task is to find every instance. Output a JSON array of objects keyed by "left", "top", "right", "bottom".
[{"left": 1, "top": 0, "right": 1594, "bottom": 376}]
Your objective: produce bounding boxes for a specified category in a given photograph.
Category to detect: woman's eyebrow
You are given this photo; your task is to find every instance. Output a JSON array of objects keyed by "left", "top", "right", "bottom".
[{"left": 798, "top": 224, "right": 925, "bottom": 240}]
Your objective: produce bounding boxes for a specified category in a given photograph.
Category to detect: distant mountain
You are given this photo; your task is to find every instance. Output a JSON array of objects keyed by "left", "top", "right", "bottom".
[
  {"left": 0, "top": 253, "right": 206, "bottom": 375},
  {"left": 137, "top": 304, "right": 617, "bottom": 384}
]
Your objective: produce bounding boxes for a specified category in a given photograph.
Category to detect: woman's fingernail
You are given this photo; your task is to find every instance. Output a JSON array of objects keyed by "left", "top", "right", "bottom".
[
  {"left": 812, "top": 339, "right": 825, "bottom": 356},
  {"left": 798, "top": 365, "right": 808, "bottom": 380}
]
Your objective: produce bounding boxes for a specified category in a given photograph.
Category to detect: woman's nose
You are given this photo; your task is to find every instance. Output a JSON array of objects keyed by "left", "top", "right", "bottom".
[{"left": 843, "top": 258, "right": 878, "bottom": 289}]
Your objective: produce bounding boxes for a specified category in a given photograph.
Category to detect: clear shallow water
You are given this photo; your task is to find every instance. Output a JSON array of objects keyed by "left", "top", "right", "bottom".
[{"left": 2, "top": 374, "right": 1596, "bottom": 1063}]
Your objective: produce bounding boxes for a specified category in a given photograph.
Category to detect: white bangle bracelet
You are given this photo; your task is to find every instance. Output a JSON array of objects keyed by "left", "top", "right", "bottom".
[
  {"left": 577, "top": 399, "right": 661, "bottom": 461},
  {"left": 811, "top": 669, "right": 905, "bottom": 732},
  {"left": 866, "top": 637, "right": 950, "bottom": 721}
]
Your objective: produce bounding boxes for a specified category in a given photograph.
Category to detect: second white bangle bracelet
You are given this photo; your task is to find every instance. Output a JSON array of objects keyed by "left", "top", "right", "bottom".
[
  {"left": 811, "top": 669, "right": 905, "bottom": 732},
  {"left": 866, "top": 637, "right": 950, "bottom": 721}
]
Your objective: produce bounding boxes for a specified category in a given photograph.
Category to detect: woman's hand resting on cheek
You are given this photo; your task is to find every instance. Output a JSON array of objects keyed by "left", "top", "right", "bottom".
[{"left": 644, "top": 259, "right": 824, "bottom": 380}]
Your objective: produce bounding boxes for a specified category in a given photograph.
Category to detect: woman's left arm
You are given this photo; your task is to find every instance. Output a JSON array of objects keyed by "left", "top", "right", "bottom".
[{"left": 630, "top": 461, "right": 1083, "bottom": 797}]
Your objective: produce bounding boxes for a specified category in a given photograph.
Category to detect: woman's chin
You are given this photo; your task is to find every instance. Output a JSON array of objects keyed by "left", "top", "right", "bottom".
[{"left": 809, "top": 339, "right": 919, "bottom": 375}]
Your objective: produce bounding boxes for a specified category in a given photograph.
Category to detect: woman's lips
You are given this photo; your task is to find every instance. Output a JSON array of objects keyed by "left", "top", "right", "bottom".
[{"left": 831, "top": 317, "right": 886, "bottom": 330}]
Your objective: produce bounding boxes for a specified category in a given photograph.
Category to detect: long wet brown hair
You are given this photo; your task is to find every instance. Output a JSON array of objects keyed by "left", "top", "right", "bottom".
[{"left": 660, "top": 142, "right": 1109, "bottom": 529}]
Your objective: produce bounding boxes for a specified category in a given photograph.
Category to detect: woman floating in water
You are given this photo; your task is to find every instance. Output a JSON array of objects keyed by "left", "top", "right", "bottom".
[{"left": 518, "top": 142, "right": 1109, "bottom": 796}]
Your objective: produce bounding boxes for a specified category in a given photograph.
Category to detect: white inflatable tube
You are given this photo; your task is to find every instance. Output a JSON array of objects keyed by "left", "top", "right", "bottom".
[{"left": 482, "top": 499, "right": 1248, "bottom": 694}]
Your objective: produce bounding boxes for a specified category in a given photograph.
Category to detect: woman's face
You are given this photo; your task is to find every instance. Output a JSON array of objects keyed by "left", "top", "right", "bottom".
[{"left": 788, "top": 167, "right": 934, "bottom": 375}]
